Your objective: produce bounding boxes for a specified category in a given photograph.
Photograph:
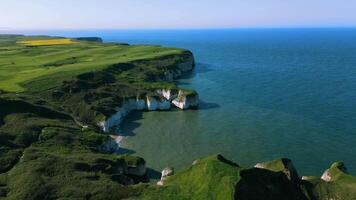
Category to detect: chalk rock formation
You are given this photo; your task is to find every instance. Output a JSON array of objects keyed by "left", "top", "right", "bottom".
[
  {"left": 157, "top": 167, "right": 174, "bottom": 186},
  {"left": 156, "top": 89, "right": 178, "bottom": 101},
  {"left": 172, "top": 89, "right": 199, "bottom": 110},
  {"left": 98, "top": 53, "right": 198, "bottom": 132},
  {"left": 98, "top": 95, "right": 172, "bottom": 132}
]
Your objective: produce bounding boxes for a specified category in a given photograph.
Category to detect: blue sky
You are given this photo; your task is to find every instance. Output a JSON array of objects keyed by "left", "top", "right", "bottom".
[{"left": 1, "top": 0, "right": 356, "bottom": 30}]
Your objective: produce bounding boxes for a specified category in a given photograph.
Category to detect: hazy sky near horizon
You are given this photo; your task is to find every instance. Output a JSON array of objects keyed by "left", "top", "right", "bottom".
[{"left": 1, "top": 0, "right": 356, "bottom": 30}]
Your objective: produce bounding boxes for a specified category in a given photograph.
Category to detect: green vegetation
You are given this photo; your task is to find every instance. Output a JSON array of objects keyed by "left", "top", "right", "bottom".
[
  {"left": 0, "top": 34, "right": 194, "bottom": 200},
  {"left": 304, "top": 162, "right": 356, "bottom": 200},
  {"left": 1, "top": 34, "right": 355, "bottom": 200},
  {"left": 0, "top": 35, "right": 186, "bottom": 93},
  {"left": 140, "top": 154, "right": 240, "bottom": 200}
]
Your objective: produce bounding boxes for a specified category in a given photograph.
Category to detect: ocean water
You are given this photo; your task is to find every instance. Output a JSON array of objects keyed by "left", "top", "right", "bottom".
[{"left": 20, "top": 29, "right": 356, "bottom": 176}]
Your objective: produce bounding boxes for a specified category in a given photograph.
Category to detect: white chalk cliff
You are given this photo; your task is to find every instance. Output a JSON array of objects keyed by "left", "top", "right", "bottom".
[
  {"left": 98, "top": 96, "right": 171, "bottom": 132},
  {"left": 172, "top": 90, "right": 199, "bottom": 110},
  {"left": 98, "top": 55, "right": 199, "bottom": 133}
]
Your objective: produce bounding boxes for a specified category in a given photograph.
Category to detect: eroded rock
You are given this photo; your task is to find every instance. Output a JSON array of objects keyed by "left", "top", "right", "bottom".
[
  {"left": 157, "top": 167, "right": 174, "bottom": 186},
  {"left": 172, "top": 89, "right": 199, "bottom": 110}
]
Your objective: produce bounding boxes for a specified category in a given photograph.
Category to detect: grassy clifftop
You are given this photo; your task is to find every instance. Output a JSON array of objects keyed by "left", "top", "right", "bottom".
[{"left": 0, "top": 35, "right": 187, "bottom": 93}]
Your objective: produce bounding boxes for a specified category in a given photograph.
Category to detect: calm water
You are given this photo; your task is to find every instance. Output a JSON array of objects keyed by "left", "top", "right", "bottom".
[{"left": 19, "top": 29, "right": 356, "bottom": 176}]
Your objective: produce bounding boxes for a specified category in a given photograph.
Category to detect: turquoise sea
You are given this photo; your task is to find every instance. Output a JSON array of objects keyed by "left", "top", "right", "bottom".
[{"left": 20, "top": 29, "right": 356, "bottom": 176}]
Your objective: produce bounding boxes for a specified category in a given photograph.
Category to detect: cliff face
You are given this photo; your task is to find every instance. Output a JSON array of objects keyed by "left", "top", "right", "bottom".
[
  {"left": 98, "top": 53, "right": 199, "bottom": 133},
  {"left": 171, "top": 56, "right": 195, "bottom": 78},
  {"left": 98, "top": 96, "right": 172, "bottom": 132},
  {"left": 172, "top": 89, "right": 199, "bottom": 110},
  {"left": 98, "top": 91, "right": 199, "bottom": 132}
]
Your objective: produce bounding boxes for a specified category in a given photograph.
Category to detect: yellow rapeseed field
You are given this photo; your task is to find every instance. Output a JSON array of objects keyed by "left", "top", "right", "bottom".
[{"left": 17, "top": 38, "right": 78, "bottom": 46}]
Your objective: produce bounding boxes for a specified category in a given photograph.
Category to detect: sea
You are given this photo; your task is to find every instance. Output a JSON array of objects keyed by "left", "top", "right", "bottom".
[{"left": 14, "top": 28, "right": 356, "bottom": 176}]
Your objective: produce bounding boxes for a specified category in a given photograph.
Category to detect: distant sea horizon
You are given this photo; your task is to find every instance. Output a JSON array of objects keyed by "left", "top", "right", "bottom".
[{"left": 7, "top": 28, "right": 356, "bottom": 176}]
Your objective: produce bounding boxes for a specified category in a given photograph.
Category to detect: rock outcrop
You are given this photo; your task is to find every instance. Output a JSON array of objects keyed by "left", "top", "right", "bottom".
[
  {"left": 321, "top": 162, "right": 348, "bottom": 182},
  {"left": 156, "top": 88, "right": 178, "bottom": 101},
  {"left": 127, "top": 159, "right": 147, "bottom": 177},
  {"left": 156, "top": 88, "right": 199, "bottom": 110},
  {"left": 157, "top": 167, "right": 174, "bottom": 186},
  {"left": 172, "top": 89, "right": 199, "bottom": 110},
  {"left": 98, "top": 97, "right": 150, "bottom": 132},
  {"left": 254, "top": 158, "right": 300, "bottom": 183}
]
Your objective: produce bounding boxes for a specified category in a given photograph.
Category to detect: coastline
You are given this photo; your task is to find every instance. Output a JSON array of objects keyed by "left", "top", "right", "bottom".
[
  {"left": 0, "top": 34, "right": 203, "bottom": 198},
  {"left": 97, "top": 54, "right": 200, "bottom": 150},
  {"left": 2, "top": 33, "right": 356, "bottom": 200}
]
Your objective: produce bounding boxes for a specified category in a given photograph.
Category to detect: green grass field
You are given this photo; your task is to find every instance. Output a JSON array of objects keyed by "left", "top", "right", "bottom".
[{"left": 0, "top": 35, "right": 184, "bottom": 92}]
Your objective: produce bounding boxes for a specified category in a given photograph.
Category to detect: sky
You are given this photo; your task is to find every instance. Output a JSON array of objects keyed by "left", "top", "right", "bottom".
[{"left": 1, "top": 0, "right": 356, "bottom": 30}]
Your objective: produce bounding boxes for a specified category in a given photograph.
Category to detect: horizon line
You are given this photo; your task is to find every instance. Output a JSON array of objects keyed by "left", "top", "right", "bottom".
[{"left": 1, "top": 25, "right": 356, "bottom": 32}]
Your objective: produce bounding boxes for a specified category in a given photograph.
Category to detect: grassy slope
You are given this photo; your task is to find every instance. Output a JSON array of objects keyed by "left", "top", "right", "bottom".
[
  {"left": 140, "top": 155, "right": 241, "bottom": 200},
  {"left": 0, "top": 126, "right": 146, "bottom": 200}
]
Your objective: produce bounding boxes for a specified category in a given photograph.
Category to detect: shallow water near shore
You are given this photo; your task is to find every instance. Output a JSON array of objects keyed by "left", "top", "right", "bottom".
[{"left": 23, "top": 29, "right": 356, "bottom": 176}]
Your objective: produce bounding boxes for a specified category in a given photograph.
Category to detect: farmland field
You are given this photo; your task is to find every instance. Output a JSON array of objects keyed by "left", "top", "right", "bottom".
[
  {"left": 0, "top": 35, "right": 184, "bottom": 92},
  {"left": 16, "top": 38, "right": 78, "bottom": 46}
]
